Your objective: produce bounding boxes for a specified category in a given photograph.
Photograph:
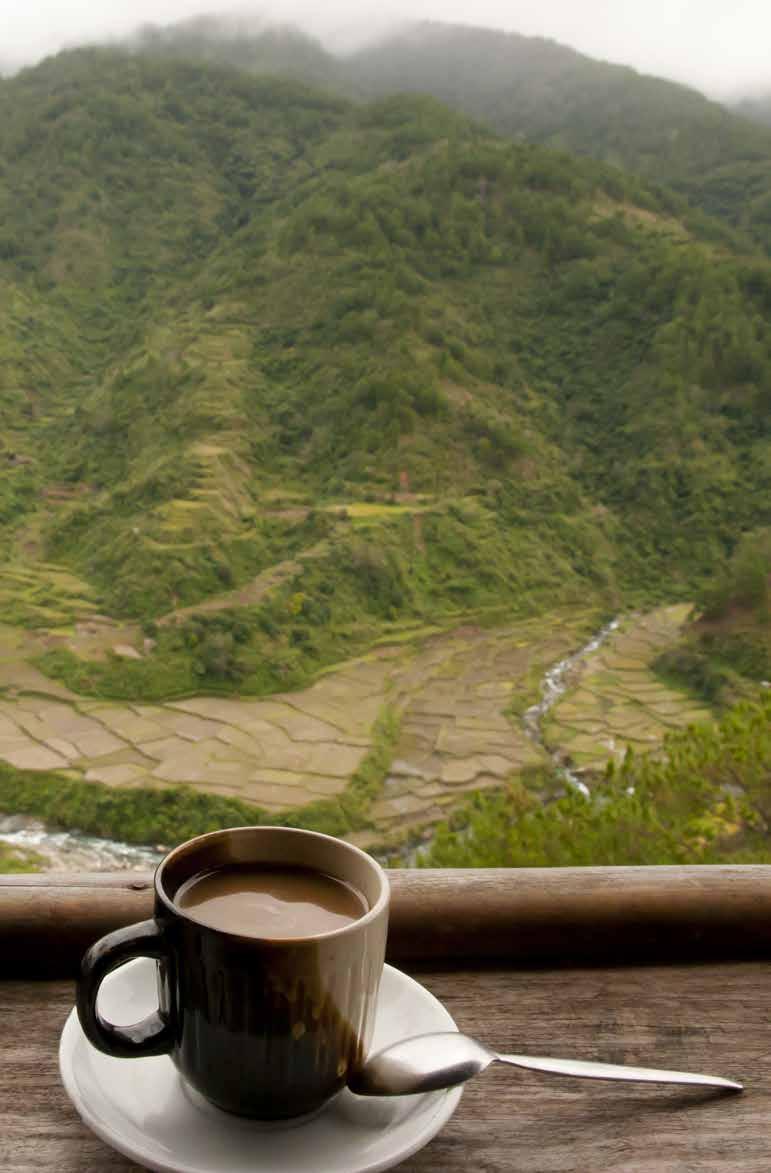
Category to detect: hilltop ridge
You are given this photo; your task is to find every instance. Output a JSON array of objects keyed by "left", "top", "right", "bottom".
[
  {"left": 0, "top": 41, "right": 768, "bottom": 863},
  {"left": 0, "top": 47, "right": 768, "bottom": 696},
  {"left": 108, "top": 16, "right": 771, "bottom": 255}
]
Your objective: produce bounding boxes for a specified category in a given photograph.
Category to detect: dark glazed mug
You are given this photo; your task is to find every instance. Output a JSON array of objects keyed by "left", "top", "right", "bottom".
[{"left": 77, "top": 827, "right": 390, "bottom": 1120}]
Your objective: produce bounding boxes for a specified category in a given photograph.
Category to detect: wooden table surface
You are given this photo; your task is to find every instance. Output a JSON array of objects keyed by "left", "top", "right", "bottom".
[
  {"left": 3, "top": 868, "right": 770, "bottom": 1171},
  {"left": 3, "top": 960, "right": 766, "bottom": 1171}
]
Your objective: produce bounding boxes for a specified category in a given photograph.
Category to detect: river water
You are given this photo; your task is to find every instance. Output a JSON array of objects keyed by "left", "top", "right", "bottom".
[
  {"left": 0, "top": 618, "right": 621, "bottom": 871},
  {"left": 0, "top": 815, "right": 164, "bottom": 871},
  {"left": 523, "top": 616, "right": 620, "bottom": 796}
]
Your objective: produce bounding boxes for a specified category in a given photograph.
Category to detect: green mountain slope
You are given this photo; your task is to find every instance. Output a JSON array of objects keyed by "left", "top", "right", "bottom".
[
  {"left": 345, "top": 23, "right": 771, "bottom": 256},
  {"left": 0, "top": 50, "right": 769, "bottom": 675},
  {"left": 124, "top": 18, "right": 771, "bottom": 257}
]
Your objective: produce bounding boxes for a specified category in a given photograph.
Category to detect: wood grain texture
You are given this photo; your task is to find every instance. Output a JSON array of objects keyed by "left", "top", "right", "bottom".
[
  {"left": 0, "top": 962, "right": 764, "bottom": 1171},
  {"left": 3, "top": 866, "right": 771, "bottom": 975}
]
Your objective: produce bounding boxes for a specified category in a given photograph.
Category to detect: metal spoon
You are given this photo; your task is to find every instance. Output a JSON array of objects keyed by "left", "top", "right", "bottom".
[{"left": 348, "top": 1032, "right": 743, "bottom": 1096}]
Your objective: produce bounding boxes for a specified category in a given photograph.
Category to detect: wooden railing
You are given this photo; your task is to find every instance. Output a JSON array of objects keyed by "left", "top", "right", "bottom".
[
  {"left": 3, "top": 865, "right": 771, "bottom": 975},
  {"left": 3, "top": 865, "right": 769, "bottom": 1170}
]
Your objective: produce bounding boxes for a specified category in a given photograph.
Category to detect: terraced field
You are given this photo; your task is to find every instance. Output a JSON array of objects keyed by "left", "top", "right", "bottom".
[
  {"left": 368, "top": 614, "right": 590, "bottom": 843},
  {"left": 0, "top": 603, "right": 714, "bottom": 857},
  {"left": 544, "top": 604, "right": 712, "bottom": 773},
  {"left": 0, "top": 560, "right": 98, "bottom": 628},
  {"left": 0, "top": 625, "right": 385, "bottom": 811},
  {"left": 0, "top": 611, "right": 595, "bottom": 834}
]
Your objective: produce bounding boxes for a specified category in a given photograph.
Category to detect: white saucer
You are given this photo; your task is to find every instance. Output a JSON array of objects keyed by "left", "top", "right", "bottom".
[{"left": 59, "top": 958, "right": 463, "bottom": 1173}]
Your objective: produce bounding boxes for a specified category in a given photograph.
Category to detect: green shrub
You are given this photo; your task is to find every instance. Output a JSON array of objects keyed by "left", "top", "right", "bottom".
[
  {"left": 700, "top": 530, "right": 771, "bottom": 620},
  {"left": 422, "top": 695, "right": 771, "bottom": 867}
]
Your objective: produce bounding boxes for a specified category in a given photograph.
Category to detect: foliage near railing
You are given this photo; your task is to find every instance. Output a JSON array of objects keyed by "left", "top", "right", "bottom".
[
  {"left": 422, "top": 694, "right": 771, "bottom": 866},
  {"left": 653, "top": 529, "right": 771, "bottom": 705}
]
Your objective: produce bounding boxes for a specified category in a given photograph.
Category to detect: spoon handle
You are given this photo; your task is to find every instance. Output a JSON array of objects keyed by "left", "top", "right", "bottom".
[{"left": 496, "top": 1054, "right": 742, "bottom": 1091}]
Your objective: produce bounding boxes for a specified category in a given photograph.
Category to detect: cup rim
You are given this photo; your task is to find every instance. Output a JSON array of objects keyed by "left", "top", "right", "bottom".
[{"left": 154, "top": 825, "right": 390, "bottom": 943}]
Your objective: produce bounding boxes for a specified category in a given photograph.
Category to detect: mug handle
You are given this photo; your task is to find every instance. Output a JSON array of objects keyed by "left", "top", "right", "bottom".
[{"left": 77, "top": 919, "right": 174, "bottom": 1058}]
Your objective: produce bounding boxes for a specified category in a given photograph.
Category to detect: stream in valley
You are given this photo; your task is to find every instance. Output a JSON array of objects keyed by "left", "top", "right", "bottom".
[
  {"left": 0, "top": 617, "right": 621, "bottom": 871},
  {"left": 0, "top": 815, "right": 164, "bottom": 871},
  {"left": 523, "top": 616, "right": 620, "bottom": 796}
]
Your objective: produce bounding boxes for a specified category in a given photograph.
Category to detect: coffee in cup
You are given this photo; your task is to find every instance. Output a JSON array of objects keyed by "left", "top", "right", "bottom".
[
  {"left": 77, "top": 827, "right": 390, "bottom": 1120},
  {"left": 174, "top": 863, "right": 368, "bottom": 937}
]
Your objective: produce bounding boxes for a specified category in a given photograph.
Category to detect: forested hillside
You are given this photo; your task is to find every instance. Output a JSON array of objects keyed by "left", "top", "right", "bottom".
[
  {"left": 1, "top": 48, "right": 769, "bottom": 645},
  {"left": 0, "top": 43, "right": 768, "bottom": 864},
  {"left": 346, "top": 23, "right": 771, "bottom": 256},
  {"left": 114, "top": 18, "right": 771, "bottom": 255},
  {"left": 654, "top": 529, "right": 771, "bottom": 705}
]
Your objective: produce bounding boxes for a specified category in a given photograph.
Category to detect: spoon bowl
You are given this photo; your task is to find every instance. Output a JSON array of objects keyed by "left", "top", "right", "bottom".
[{"left": 348, "top": 1032, "right": 743, "bottom": 1097}]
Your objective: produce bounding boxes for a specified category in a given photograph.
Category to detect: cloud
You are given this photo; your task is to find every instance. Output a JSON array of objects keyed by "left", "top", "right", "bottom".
[{"left": 1, "top": 0, "right": 769, "bottom": 96}]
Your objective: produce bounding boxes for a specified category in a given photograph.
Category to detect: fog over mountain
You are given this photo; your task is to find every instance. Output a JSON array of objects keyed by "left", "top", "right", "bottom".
[{"left": 1, "top": 0, "right": 769, "bottom": 98}]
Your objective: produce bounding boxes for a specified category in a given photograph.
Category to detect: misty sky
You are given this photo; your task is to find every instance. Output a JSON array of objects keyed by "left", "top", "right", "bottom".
[{"left": 1, "top": 0, "right": 769, "bottom": 97}]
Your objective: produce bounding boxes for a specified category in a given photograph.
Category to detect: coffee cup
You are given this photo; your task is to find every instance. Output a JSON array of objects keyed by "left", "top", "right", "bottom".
[{"left": 77, "top": 827, "right": 390, "bottom": 1120}]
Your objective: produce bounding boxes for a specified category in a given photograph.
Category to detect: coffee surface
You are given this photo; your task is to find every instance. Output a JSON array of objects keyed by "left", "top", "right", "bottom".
[{"left": 175, "top": 864, "right": 367, "bottom": 938}]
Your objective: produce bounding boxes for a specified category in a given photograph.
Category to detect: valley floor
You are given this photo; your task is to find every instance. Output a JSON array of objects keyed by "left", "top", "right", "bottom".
[{"left": 0, "top": 603, "right": 712, "bottom": 858}]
